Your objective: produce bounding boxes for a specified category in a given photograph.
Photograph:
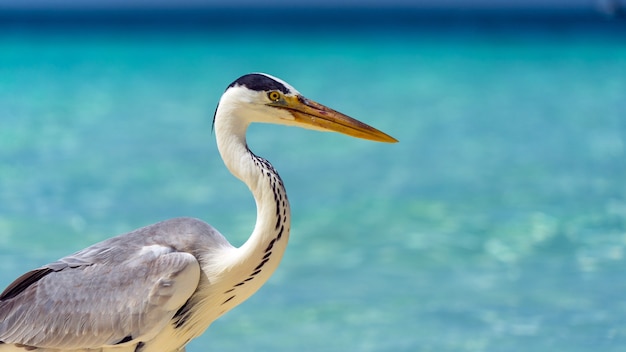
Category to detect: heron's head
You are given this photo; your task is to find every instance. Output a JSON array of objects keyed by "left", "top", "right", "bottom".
[{"left": 215, "top": 73, "right": 397, "bottom": 143}]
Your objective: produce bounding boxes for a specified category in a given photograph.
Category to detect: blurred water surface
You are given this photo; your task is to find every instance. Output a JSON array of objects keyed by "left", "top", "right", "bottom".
[{"left": 1, "top": 15, "right": 626, "bottom": 352}]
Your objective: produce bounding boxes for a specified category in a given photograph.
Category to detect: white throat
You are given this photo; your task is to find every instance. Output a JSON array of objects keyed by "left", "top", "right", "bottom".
[{"left": 212, "top": 95, "right": 292, "bottom": 310}]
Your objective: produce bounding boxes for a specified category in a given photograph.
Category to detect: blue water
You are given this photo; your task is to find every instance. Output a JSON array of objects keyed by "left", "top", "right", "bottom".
[{"left": 1, "top": 13, "right": 626, "bottom": 351}]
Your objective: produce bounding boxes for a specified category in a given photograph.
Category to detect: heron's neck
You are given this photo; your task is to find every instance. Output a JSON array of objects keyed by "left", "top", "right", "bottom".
[{"left": 214, "top": 114, "right": 291, "bottom": 302}]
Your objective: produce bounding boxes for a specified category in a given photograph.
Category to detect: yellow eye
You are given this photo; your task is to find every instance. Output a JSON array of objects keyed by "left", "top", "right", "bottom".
[{"left": 267, "top": 91, "right": 281, "bottom": 102}]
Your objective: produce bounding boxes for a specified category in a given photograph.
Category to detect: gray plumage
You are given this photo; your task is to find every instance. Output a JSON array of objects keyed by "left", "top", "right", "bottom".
[{"left": 0, "top": 218, "right": 226, "bottom": 351}]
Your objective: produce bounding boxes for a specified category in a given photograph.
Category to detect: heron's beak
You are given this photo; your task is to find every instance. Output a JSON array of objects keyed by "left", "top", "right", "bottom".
[{"left": 269, "top": 95, "right": 398, "bottom": 143}]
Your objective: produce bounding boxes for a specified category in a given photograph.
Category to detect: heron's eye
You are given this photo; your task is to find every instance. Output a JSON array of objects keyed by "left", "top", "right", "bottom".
[{"left": 267, "top": 91, "right": 281, "bottom": 102}]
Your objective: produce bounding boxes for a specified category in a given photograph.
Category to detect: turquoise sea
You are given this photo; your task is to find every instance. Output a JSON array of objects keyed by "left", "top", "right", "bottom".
[{"left": 1, "top": 11, "right": 626, "bottom": 351}]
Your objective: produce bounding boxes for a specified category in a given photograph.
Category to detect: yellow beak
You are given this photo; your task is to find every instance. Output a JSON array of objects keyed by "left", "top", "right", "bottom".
[{"left": 268, "top": 95, "right": 398, "bottom": 143}]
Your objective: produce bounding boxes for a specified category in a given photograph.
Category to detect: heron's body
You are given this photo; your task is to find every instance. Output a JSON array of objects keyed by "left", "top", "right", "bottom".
[{"left": 0, "top": 73, "right": 395, "bottom": 351}]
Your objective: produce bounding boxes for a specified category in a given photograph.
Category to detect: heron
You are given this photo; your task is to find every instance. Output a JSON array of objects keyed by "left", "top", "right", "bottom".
[{"left": 0, "top": 73, "right": 397, "bottom": 352}]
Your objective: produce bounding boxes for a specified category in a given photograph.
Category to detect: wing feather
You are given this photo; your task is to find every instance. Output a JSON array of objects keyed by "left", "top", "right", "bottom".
[
  {"left": 0, "top": 245, "right": 200, "bottom": 350},
  {"left": 0, "top": 268, "right": 54, "bottom": 300}
]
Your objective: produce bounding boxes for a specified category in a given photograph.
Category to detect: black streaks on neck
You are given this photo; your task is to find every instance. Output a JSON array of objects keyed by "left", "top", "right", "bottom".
[
  {"left": 217, "top": 152, "right": 290, "bottom": 306},
  {"left": 172, "top": 301, "right": 193, "bottom": 329}
]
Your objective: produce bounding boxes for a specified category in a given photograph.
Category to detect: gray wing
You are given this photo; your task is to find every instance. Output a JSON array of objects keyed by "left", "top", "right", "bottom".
[{"left": 0, "top": 242, "right": 200, "bottom": 350}]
